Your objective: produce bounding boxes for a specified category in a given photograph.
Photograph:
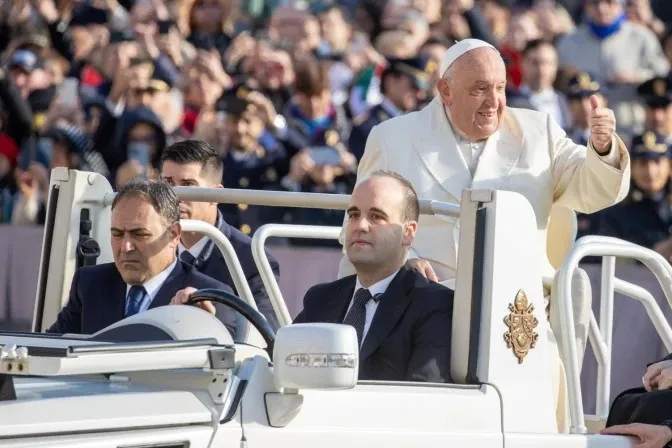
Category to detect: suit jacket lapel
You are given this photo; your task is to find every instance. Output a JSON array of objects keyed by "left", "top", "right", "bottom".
[
  {"left": 149, "top": 261, "right": 185, "bottom": 309},
  {"left": 359, "top": 266, "right": 414, "bottom": 361},
  {"left": 323, "top": 279, "right": 355, "bottom": 324},
  {"left": 413, "top": 97, "right": 472, "bottom": 202},
  {"left": 94, "top": 270, "right": 127, "bottom": 331},
  {"left": 472, "top": 110, "right": 523, "bottom": 186}
]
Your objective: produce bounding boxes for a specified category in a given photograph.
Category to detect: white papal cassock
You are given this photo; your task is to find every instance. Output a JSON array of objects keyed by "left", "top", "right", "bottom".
[{"left": 337, "top": 46, "right": 631, "bottom": 431}]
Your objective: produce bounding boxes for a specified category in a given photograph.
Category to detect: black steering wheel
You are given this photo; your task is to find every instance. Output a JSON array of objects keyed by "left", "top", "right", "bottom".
[{"left": 186, "top": 288, "right": 276, "bottom": 357}]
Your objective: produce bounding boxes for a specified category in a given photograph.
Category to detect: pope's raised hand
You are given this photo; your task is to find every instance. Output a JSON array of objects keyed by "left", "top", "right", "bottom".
[{"left": 588, "top": 94, "right": 616, "bottom": 153}]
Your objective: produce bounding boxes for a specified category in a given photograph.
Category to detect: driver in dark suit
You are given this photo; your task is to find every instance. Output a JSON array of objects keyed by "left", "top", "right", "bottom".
[
  {"left": 47, "top": 178, "right": 237, "bottom": 336},
  {"left": 293, "top": 170, "right": 454, "bottom": 383}
]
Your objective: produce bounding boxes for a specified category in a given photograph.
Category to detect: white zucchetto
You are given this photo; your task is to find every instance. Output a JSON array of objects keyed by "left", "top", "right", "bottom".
[{"left": 440, "top": 39, "right": 498, "bottom": 77}]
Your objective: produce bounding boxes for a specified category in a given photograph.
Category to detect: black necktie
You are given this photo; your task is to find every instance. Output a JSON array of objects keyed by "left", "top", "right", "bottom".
[
  {"left": 180, "top": 250, "right": 195, "bottom": 265},
  {"left": 343, "top": 288, "right": 373, "bottom": 346}
]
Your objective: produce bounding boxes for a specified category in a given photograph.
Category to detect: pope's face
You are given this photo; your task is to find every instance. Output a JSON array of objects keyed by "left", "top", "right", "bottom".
[{"left": 438, "top": 48, "right": 507, "bottom": 141}]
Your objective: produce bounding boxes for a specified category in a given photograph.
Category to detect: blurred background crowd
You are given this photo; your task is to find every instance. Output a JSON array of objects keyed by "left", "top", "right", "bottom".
[{"left": 1, "top": 0, "right": 672, "bottom": 253}]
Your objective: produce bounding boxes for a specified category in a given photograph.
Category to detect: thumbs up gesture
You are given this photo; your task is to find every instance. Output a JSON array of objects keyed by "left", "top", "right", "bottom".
[{"left": 588, "top": 94, "right": 616, "bottom": 153}]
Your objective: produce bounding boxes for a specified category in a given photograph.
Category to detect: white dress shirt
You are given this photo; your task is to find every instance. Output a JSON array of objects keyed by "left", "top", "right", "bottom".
[
  {"left": 125, "top": 258, "right": 177, "bottom": 313},
  {"left": 345, "top": 269, "right": 399, "bottom": 345},
  {"left": 519, "top": 85, "right": 569, "bottom": 130},
  {"left": 380, "top": 98, "right": 403, "bottom": 118},
  {"left": 177, "top": 237, "right": 209, "bottom": 260}
]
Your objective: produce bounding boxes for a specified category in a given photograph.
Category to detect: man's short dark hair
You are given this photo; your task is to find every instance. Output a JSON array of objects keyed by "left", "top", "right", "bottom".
[
  {"left": 160, "top": 140, "right": 224, "bottom": 183},
  {"left": 112, "top": 178, "right": 180, "bottom": 227},
  {"left": 522, "top": 38, "right": 555, "bottom": 58},
  {"left": 294, "top": 57, "right": 331, "bottom": 96},
  {"left": 369, "top": 170, "right": 420, "bottom": 222}
]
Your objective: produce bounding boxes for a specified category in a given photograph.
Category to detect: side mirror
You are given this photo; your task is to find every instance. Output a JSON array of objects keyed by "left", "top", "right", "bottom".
[{"left": 273, "top": 323, "right": 359, "bottom": 390}]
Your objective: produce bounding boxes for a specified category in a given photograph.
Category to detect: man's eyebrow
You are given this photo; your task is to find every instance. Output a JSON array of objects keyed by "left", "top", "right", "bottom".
[
  {"left": 369, "top": 207, "right": 389, "bottom": 218},
  {"left": 346, "top": 206, "right": 359, "bottom": 214},
  {"left": 162, "top": 176, "right": 197, "bottom": 183},
  {"left": 110, "top": 226, "right": 148, "bottom": 233}
]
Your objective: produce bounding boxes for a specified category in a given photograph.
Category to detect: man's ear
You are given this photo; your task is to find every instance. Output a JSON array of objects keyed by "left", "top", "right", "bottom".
[
  {"left": 169, "top": 221, "right": 182, "bottom": 245},
  {"left": 402, "top": 221, "right": 417, "bottom": 248},
  {"left": 212, "top": 184, "right": 224, "bottom": 205},
  {"left": 437, "top": 78, "right": 451, "bottom": 106}
]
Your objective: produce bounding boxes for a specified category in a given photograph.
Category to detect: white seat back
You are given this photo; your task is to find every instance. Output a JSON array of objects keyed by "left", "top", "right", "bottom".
[
  {"left": 546, "top": 205, "right": 578, "bottom": 271},
  {"left": 449, "top": 189, "right": 557, "bottom": 433}
]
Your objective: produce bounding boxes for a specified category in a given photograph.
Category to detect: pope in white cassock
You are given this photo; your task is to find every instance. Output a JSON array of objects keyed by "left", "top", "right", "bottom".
[{"left": 338, "top": 39, "right": 631, "bottom": 432}]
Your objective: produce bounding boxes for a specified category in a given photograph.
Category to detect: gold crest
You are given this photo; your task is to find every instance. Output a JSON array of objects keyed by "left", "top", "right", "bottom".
[
  {"left": 325, "top": 129, "right": 339, "bottom": 146},
  {"left": 237, "top": 86, "right": 250, "bottom": 98},
  {"left": 578, "top": 73, "right": 591, "bottom": 89},
  {"left": 641, "top": 132, "right": 667, "bottom": 153},
  {"left": 654, "top": 79, "right": 667, "bottom": 96},
  {"left": 644, "top": 131, "right": 657, "bottom": 148},
  {"left": 503, "top": 290, "right": 539, "bottom": 364}
]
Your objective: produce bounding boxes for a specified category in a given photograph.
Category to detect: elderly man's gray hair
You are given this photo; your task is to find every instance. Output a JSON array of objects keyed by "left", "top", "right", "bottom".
[{"left": 112, "top": 178, "right": 180, "bottom": 226}]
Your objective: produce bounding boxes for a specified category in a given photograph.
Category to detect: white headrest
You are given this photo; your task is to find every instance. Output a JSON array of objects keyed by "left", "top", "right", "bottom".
[{"left": 440, "top": 39, "right": 498, "bottom": 77}]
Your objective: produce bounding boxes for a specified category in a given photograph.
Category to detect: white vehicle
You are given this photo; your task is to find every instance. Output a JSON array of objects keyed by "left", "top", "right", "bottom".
[{"left": 1, "top": 168, "right": 671, "bottom": 447}]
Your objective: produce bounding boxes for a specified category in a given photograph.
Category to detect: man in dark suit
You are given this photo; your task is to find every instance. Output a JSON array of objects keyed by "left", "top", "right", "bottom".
[
  {"left": 294, "top": 170, "right": 454, "bottom": 383},
  {"left": 599, "top": 352, "right": 672, "bottom": 446},
  {"left": 160, "top": 140, "right": 281, "bottom": 329},
  {"left": 47, "top": 179, "right": 238, "bottom": 336}
]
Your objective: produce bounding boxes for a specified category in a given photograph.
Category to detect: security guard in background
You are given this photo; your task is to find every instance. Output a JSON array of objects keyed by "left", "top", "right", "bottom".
[
  {"left": 636, "top": 76, "right": 672, "bottom": 145},
  {"left": 565, "top": 72, "right": 604, "bottom": 147},
  {"left": 215, "top": 84, "right": 288, "bottom": 236},
  {"left": 348, "top": 56, "right": 434, "bottom": 161},
  {"left": 564, "top": 72, "right": 606, "bottom": 241},
  {"left": 597, "top": 131, "right": 672, "bottom": 256}
]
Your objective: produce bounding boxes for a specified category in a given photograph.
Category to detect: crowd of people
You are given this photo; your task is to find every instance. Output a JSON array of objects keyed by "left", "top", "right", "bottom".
[
  {"left": 3, "top": 0, "right": 672, "bottom": 443},
  {"left": 0, "top": 0, "right": 672, "bottom": 252}
]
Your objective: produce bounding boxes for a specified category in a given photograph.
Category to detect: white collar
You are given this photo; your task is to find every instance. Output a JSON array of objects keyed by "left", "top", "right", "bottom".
[
  {"left": 381, "top": 98, "right": 404, "bottom": 117},
  {"left": 354, "top": 269, "right": 400, "bottom": 299},
  {"left": 519, "top": 85, "right": 557, "bottom": 98},
  {"left": 178, "top": 236, "right": 209, "bottom": 259},
  {"left": 125, "top": 258, "right": 177, "bottom": 300}
]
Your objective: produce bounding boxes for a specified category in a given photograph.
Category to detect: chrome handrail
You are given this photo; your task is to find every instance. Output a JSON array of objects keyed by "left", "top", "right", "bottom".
[
  {"left": 251, "top": 224, "right": 342, "bottom": 327},
  {"left": 557, "top": 235, "right": 672, "bottom": 432},
  {"left": 180, "top": 219, "right": 257, "bottom": 311},
  {"left": 103, "top": 187, "right": 462, "bottom": 217}
]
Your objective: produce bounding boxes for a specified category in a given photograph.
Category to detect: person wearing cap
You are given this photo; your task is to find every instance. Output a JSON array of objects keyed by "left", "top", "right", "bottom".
[
  {"left": 598, "top": 131, "right": 672, "bottom": 254},
  {"left": 556, "top": 0, "right": 669, "bottom": 140},
  {"left": 565, "top": 72, "right": 606, "bottom": 146},
  {"left": 6, "top": 49, "right": 46, "bottom": 100},
  {"left": 213, "top": 84, "right": 288, "bottom": 237},
  {"left": 338, "top": 38, "right": 631, "bottom": 433},
  {"left": 348, "top": 56, "right": 433, "bottom": 161},
  {"left": 563, "top": 71, "right": 610, "bottom": 241},
  {"left": 637, "top": 76, "right": 672, "bottom": 145}
]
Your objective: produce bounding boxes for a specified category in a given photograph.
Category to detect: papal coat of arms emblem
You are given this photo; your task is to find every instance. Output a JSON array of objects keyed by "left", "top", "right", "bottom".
[{"left": 503, "top": 290, "right": 539, "bottom": 363}]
